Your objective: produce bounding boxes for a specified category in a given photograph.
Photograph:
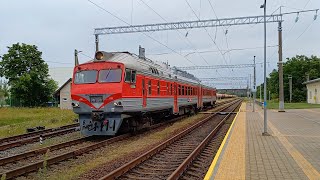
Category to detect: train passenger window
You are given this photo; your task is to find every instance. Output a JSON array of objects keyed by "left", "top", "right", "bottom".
[
  {"left": 182, "top": 86, "right": 185, "bottom": 95},
  {"left": 99, "top": 69, "right": 122, "bottom": 83},
  {"left": 131, "top": 70, "right": 136, "bottom": 83},
  {"left": 142, "top": 79, "right": 145, "bottom": 95},
  {"left": 148, "top": 80, "right": 152, "bottom": 95},
  {"left": 175, "top": 84, "right": 177, "bottom": 95},
  {"left": 178, "top": 85, "right": 181, "bottom": 95},
  {"left": 125, "top": 69, "right": 131, "bottom": 82},
  {"left": 74, "top": 70, "right": 97, "bottom": 84},
  {"left": 124, "top": 69, "right": 136, "bottom": 83},
  {"left": 157, "top": 81, "right": 160, "bottom": 95}
]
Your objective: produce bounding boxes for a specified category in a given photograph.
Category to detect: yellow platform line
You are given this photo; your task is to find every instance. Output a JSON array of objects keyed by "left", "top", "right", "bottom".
[
  {"left": 204, "top": 103, "right": 245, "bottom": 180},
  {"left": 305, "top": 109, "right": 320, "bottom": 114},
  {"left": 258, "top": 112, "right": 320, "bottom": 179}
]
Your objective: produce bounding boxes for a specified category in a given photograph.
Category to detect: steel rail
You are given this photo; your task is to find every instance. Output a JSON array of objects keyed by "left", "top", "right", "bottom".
[
  {"left": 99, "top": 99, "right": 241, "bottom": 180},
  {"left": 0, "top": 99, "right": 238, "bottom": 179},
  {"left": 167, "top": 101, "right": 242, "bottom": 180},
  {"left": 0, "top": 126, "right": 79, "bottom": 151},
  {"left": 0, "top": 137, "right": 87, "bottom": 166},
  {"left": 0, "top": 123, "right": 78, "bottom": 144},
  {"left": 1, "top": 134, "right": 130, "bottom": 179}
]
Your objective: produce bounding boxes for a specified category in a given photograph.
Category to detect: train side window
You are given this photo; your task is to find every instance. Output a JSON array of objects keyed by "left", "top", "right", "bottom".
[
  {"left": 182, "top": 86, "right": 185, "bottom": 95},
  {"left": 148, "top": 80, "right": 152, "bottom": 95},
  {"left": 178, "top": 85, "right": 181, "bottom": 95},
  {"left": 125, "top": 69, "right": 131, "bottom": 82},
  {"left": 125, "top": 69, "right": 136, "bottom": 83},
  {"left": 131, "top": 70, "right": 136, "bottom": 83},
  {"left": 142, "top": 79, "right": 145, "bottom": 95},
  {"left": 157, "top": 81, "right": 160, "bottom": 95}
]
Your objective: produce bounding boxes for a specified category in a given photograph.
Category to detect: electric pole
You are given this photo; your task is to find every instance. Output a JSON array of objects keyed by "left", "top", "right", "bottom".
[
  {"left": 253, "top": 56, "right": 256, "bottom": 112},
  {"left": 95, "top": 35, "right": 99, "bottom": 52},
  {"left": 278, "top": 21, "right": 285, "bottom": 112},
  {"left": 249, "top": 74, "right": 252, "bottom": 106},
  {"left": 261, "top": 0, "right": 269, "bottom": 136},
  {"left": 260, "top": 84, "right": 262, "bottom": 103},
  {"left": 289, "top": 75, "right": 292, "bottom": 103},
  {"left": 74, "top": 49, "right": 80, "bottom": 66},
  {"left": 269, "top": 91, "right": 271, "bottom": 101}
]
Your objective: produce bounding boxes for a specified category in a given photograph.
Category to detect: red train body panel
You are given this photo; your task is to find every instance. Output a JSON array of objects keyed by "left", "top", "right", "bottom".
[{"left": 71, "top": 51, "right": 217, "bottom": 136}]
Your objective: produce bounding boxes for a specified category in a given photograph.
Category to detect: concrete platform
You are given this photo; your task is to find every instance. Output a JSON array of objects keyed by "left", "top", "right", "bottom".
[{"left": 205, "top": 103, "right": 320, "bottom": 180}]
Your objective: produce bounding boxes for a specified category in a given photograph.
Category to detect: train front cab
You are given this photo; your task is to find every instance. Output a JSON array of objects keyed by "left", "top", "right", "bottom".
[{"left": 71, "top": 61, "right": 126, "bottom": 136}]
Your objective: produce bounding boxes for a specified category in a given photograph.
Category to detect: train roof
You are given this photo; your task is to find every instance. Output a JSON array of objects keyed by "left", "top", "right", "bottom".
[{"left": 83, "top": 51, "right": 215, "bottom": 89}]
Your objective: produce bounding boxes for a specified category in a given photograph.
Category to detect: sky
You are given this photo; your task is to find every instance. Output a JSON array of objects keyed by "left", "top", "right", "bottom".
[{"left": 1, "top": 0, "right": 319, "bottom": 89}]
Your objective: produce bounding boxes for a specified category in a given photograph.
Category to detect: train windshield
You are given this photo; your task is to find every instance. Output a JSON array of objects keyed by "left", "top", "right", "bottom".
[
  {"left": 98, "top": 69, "right": 122, "bottom": 83},
  {"left": 74, "top": 70, "right": 97, "bottom": 84}
]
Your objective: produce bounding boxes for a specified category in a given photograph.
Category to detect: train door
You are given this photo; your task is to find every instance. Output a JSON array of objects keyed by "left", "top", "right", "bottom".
[
  {"left": 198, "top": 85, "right": 202, "bottom": 108},
  {"left": 142, "top": 78, "right": 146, "bottom": 107},
  {"left": 173, "top": 82, "right": 178, "bottom": 114}
]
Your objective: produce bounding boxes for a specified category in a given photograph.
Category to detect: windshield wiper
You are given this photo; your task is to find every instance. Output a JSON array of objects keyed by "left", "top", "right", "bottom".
[{"left": 104, "top": 68, "right": 112, "bottom": 81}]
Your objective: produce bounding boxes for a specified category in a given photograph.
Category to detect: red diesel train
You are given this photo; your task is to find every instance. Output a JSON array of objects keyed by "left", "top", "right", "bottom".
[{"left": 71, "top": 49, "right": 217, "bottom": 136}]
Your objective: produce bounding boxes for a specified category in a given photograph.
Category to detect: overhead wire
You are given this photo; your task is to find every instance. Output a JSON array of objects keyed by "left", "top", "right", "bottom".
[
  {"left": 87, "top": 0, "right": 197, "bottom": 66},
  {"left": 184, "top": 0, "right": 230, "bottom": 71},
  {"left": 137, "top": 0, "right": 224, "bottom": 79},
  {"left": 268, "top": 2, "right": 317, "bottom": 62},
  {"left": 148, "top": 45, "right": 278, "bottom": 56},
  {"left": 137, "top": 0, "right": 211, "bottom": 66}
]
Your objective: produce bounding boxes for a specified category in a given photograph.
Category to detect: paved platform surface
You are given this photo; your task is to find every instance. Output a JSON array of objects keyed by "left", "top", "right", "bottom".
[{"left": 205, "top": 103, "right": 320, "bottom": 180}]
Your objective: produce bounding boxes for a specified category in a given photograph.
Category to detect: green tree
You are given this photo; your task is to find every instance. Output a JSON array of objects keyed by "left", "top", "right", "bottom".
[
  {"left": 258, "top": 55, "right": 320, "bottom": 102},
  {"left": 0, "top": 43, "right": 58, "bottom": 107}
]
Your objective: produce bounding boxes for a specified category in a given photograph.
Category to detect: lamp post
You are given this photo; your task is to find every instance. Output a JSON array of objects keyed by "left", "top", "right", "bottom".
[
  {"left": 261, "top": 0, "right": 269, "bottom": 136},
  {"left": 253, "top": 56, "right": 256, "bottom": 112}
]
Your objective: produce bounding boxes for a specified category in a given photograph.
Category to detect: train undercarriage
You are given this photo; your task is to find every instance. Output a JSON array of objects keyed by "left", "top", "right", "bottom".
[{"left": 79, "top": 103, "right": 213, "bottom": 136}]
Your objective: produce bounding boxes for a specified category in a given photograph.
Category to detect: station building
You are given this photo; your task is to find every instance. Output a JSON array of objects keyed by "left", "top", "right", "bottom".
[
  {"left": 49, "top": 67, "right": 73, "bottom": 109},
  {"left": 304, "top": 77, "right": 320, "bottom": 104}
]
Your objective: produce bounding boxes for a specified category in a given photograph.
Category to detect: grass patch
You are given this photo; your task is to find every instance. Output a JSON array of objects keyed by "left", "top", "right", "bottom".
[
  {"left": 267, "top": 102, "right": 320, "bottom": 109},
  {"left": 255, "top": 101, "right": 320, "bottom": 109},
  {"left": 0, "top": 107, "right": 77, "bottom": 138}
]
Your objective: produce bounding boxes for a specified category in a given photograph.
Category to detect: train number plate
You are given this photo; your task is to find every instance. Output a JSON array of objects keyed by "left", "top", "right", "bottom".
[{"left": 90, "top": 96, "right": 103, "bottom": 103}]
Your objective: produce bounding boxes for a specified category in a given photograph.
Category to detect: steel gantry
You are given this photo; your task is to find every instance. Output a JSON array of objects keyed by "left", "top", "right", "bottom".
[
  {"left": 94, "top": 8, "right": 318, "bottom": 112},
  {"left": 94, "top": 9, "right": 318, "bottom": 51},
  {"left": 199, "top": 77, "right": 248, "bottom": 81},
  {"left": 95, "top": 14, "right": 282, "bottom": 35},
  {"left": 176, "top": 63, "right": 262, "bottom": 70}
]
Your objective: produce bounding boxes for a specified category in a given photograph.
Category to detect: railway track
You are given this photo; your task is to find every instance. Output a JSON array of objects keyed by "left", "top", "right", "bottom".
[
  {"left": 0, "top": 114, "right": 191, "bottom": 179},
  {"left": 99, "top": 99, "right": 241, "bottom": 180},
  {"left": 0, "top": 99, "right": 239, "bottom": 179},
  {"left": 0, "top": 123, "right": 79, "bottom": 151}
]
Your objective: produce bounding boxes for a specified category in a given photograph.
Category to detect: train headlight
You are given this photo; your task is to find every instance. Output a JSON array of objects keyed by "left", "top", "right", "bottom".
[
  {"left": 72, "top": 102, "right": 80, "bottom": 108},
  {"left": 113, "top": 101, "right": 123, "bottom": 107},
  {"left": 95, "top": 51, "right": 104, "bottom": 60}
]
